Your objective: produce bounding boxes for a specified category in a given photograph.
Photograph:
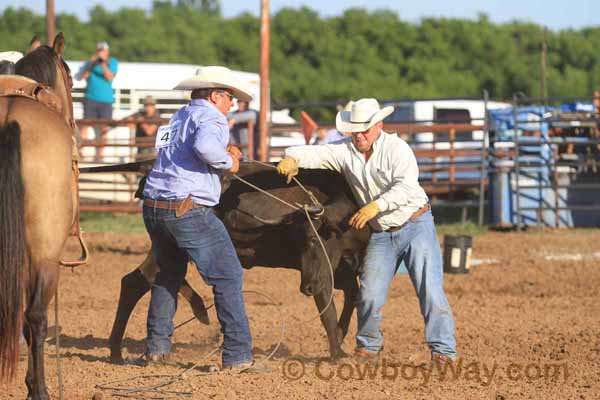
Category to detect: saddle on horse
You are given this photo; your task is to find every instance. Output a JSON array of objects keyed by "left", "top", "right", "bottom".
[{"left": 0, "top": 75, "right": 64, "bottom": 114}]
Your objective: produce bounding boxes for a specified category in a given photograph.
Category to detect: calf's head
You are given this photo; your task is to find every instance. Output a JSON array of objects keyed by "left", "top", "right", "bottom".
[
  {"left": 296, "top": 213, "right": 344, "bottom": 296},
  {"left": 296, "top": 196, "right": 367, "bottom": 297}
]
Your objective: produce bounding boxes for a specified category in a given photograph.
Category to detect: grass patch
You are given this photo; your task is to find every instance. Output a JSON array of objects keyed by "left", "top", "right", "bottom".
[
  {"left": 81, "top": 211, "right": 489, "bottom": 237},
  {"left": 436, "top": 222, "right": 488, "bottom": 237},
  {"left": 80, "top": 212, "right": 145, "bottom": 234}
]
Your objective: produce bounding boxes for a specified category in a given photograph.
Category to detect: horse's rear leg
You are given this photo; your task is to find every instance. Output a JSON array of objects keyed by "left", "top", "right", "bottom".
[{"left": 24, "top": 262, "right": 58, "bottom": 400}]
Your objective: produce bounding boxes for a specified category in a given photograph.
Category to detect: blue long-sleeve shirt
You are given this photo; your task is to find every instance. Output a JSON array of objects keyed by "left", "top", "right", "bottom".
[{"left": 143, "top": 99, "right": 233, "bottom": 206}]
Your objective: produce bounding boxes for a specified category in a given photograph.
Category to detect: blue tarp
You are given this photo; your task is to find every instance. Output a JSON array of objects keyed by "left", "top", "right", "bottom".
[
  {"left": 560, "top": 102, "right": 595, "bottom": 113},
  {"left": 488, "top": 105, "right": 555, "bottom": 137}
]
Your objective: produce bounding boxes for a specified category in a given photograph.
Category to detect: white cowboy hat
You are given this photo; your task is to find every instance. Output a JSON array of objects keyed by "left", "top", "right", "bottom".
[
  {"left": 0, "top": 51, "right": 23, "bottom": 63},
  {"left": 174, "top": 66, "right": 253, "bottom": 102},
  {"left": 335, "top": 98, "right": 394, "bottom": 133},
  {"left": 343, "top": 100, "right": 355, "bottom": 111}
]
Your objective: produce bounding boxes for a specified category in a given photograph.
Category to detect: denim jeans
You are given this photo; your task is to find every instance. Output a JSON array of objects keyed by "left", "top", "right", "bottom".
[
  {"left": 143, "top": 205, "right": 253, "bottom": 367},
  {"left": 356, "top": 209, "right": 456, "bottom": 357}
]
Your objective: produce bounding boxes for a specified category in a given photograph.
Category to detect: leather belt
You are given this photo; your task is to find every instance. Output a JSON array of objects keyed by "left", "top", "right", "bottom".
[
  {"left": 381, "top": 204, "right": 430, "bottom": 233},
  {"left": 143, "top": 197, "right": 205, "bottom": 217}
]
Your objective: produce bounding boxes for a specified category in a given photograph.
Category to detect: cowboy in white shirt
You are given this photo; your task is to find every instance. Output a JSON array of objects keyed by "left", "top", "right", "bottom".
[{"left": 276, "top": 98, "right": 457, "bottom": 364}]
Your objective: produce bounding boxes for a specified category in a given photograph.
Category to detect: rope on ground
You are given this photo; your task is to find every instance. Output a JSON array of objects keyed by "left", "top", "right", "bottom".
[{"left": 95, "top": 290, "right": 285, "bottom": 399}]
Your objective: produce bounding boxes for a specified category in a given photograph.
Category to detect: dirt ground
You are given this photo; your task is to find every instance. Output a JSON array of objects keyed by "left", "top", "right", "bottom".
[{"left": 2, "top": 229, "right": 600, "bottom": 399}]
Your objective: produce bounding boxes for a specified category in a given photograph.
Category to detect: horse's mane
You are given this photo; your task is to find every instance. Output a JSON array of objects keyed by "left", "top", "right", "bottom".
[
  {"left": 0, "top": 61, "right": 15, "bottom": 75},
  {"left": 14, "top": 46, "right": 58, "bottom": 87}
]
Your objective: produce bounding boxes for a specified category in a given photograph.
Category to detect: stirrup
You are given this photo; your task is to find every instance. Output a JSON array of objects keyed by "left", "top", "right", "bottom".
[{"left": 60, "top": 231, "right": 89, "bottom": 267}]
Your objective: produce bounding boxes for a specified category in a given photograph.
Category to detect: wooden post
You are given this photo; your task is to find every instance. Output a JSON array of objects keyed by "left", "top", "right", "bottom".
[
  {"left": 541, "top": 26, "right": 547, "bottom": 101},
  {"left": 247, "top": 120, "right": 255, "bottom": 160},
  {"left": 478, "top": 90, "right": 489, "bottom": 226},
  {"left": 449, "top": 128, "right": 456, "bottom": 200},
  {"left": 258, "top": 0, "right": 270, "bottom": 161},
  {"left": 46, "top": 0, "right": 55, "bottom": 45}
]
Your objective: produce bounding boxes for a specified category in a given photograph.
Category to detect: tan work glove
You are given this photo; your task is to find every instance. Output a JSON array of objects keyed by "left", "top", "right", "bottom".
[
  {"left": 349, "top": 202, "right": 380, "bottom": 230},
  {"left": 229, "top": 155, "right": 240, "bottom": 174},
  {"left": 227, "top": 144, "right": 243, "bottom": 160},
  {"left": 276, "top": 156, "right": 299, "bottom": 184}
]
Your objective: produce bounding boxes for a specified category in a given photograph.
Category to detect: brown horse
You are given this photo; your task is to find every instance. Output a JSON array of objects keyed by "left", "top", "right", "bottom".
[{"left": 0, "top": 34, "right": 75, "bottom": 399}]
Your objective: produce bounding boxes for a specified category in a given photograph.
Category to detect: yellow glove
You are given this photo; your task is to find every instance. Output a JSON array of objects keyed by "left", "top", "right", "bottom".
[
  {"left": 276, "top": 156, "right": 299, "bottom": 184},
  {"left": 349, "top": 202, "right": 380, "bottom": 230}
]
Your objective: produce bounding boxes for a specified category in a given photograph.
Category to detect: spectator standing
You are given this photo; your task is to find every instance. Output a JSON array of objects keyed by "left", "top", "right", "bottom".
[
  {"left": 228, "top": 100, "right": 258, "bottom": 159},
  {"left": 133, "top": 95, "right": 160, "bottom": 160},
  {"left": 76, "top": 41, "right": 118, "bottom": 160}
]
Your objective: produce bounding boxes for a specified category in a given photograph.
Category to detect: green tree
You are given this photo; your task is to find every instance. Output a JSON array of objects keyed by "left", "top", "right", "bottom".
[
  {"left": 2, "top": 4, "right": 600, "bottom": 116},
  {"left": 176, "top": 0, "right": 221, "bottom": 16}
]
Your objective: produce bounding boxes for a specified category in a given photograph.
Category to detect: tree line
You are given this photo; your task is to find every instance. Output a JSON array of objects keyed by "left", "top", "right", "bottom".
[{"left": 2, "top": 2, "right": 599, "bottom": 111}]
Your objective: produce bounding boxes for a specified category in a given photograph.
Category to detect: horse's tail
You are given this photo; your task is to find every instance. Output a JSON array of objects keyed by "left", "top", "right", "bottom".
[{"left": 0, "top": 121, "right": 26, "bottom": 380}]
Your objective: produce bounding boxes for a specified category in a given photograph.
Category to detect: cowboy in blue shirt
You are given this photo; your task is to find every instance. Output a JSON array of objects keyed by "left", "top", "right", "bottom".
[{"left": 142, "top": 66, "right": 254, "bottom": 370}]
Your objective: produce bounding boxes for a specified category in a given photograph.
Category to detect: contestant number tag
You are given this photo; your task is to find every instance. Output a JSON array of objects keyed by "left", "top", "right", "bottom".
[{"left": 155, "top": 121, "right": 181, "bottom": 149}]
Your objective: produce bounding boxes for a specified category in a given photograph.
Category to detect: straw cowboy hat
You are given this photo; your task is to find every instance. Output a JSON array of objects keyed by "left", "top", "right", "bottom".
[
  {"left": 335, "top": 98, "right": 394, "bottom": 133},
  {"left": 174, "top": 66, "right": 253, "bottom": 102}
]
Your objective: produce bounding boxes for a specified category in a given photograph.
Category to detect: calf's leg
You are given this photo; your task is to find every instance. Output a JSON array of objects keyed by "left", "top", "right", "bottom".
[
  {"left": 109, "top": 250, "right": 209, "bottom": 363},
  {"left": 314, "top": 283, "right": 346, "bottom": 360}
]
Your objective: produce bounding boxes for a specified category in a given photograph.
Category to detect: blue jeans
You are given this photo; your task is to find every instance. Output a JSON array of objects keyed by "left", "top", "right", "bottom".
[
  {"left": 356, "top": 209, "right": 456, "bottom": 357},
  {"left": 143, "top": 205, "right": 253, "bottom": 367}
]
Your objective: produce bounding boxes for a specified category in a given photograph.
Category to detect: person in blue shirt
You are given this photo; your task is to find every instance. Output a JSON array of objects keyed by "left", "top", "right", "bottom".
[
  {"left": 312, "top": 127, "right": 348, "bottom": 145},
  {"left": 76, "top": 41, "right": 118, "bottom": 160},
  {"left": 141, "top": 66, "right": 256, "bottom": 371}
]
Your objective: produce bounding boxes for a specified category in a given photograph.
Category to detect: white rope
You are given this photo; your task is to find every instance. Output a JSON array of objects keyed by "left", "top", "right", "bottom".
[{"left": 232, "top": 174, "right": 302, "bottom": 212}]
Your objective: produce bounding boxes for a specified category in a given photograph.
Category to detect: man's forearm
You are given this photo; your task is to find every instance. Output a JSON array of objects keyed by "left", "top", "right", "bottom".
[
  {"left": 80, "top": 63, "right": 94, "bottom": 80},
  {"left": 100, "top": 63, "right": 115, "bottom": 81},
  {"left": 285, "top": 144, "right": 342, "bottom": 171}
]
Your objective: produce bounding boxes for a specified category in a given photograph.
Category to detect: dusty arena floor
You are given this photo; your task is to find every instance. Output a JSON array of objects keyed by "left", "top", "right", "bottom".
[{"left": 2, "top": 229, "right": 600, "bottom": 399}]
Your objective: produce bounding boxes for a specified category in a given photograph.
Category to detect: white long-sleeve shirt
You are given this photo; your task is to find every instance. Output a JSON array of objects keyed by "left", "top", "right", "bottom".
[{"left": 285, "top": 131, "right": 429, "bottom": 231}]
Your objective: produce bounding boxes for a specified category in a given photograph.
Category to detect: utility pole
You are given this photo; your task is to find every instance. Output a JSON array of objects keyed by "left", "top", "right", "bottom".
[
  {"left": 541, "top": 26, "right": 548, "bottom": 101},
  {"left": 258, "top": 0, "right": 270, "bottom": 161},
  {"left": 46, "top": 0, "right": 55, "bottom": 44}
]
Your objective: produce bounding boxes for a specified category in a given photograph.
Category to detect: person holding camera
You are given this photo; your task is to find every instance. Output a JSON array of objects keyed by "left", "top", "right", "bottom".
[{"left": 76, "top": 41, "right": 119, "bottom": 160}]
